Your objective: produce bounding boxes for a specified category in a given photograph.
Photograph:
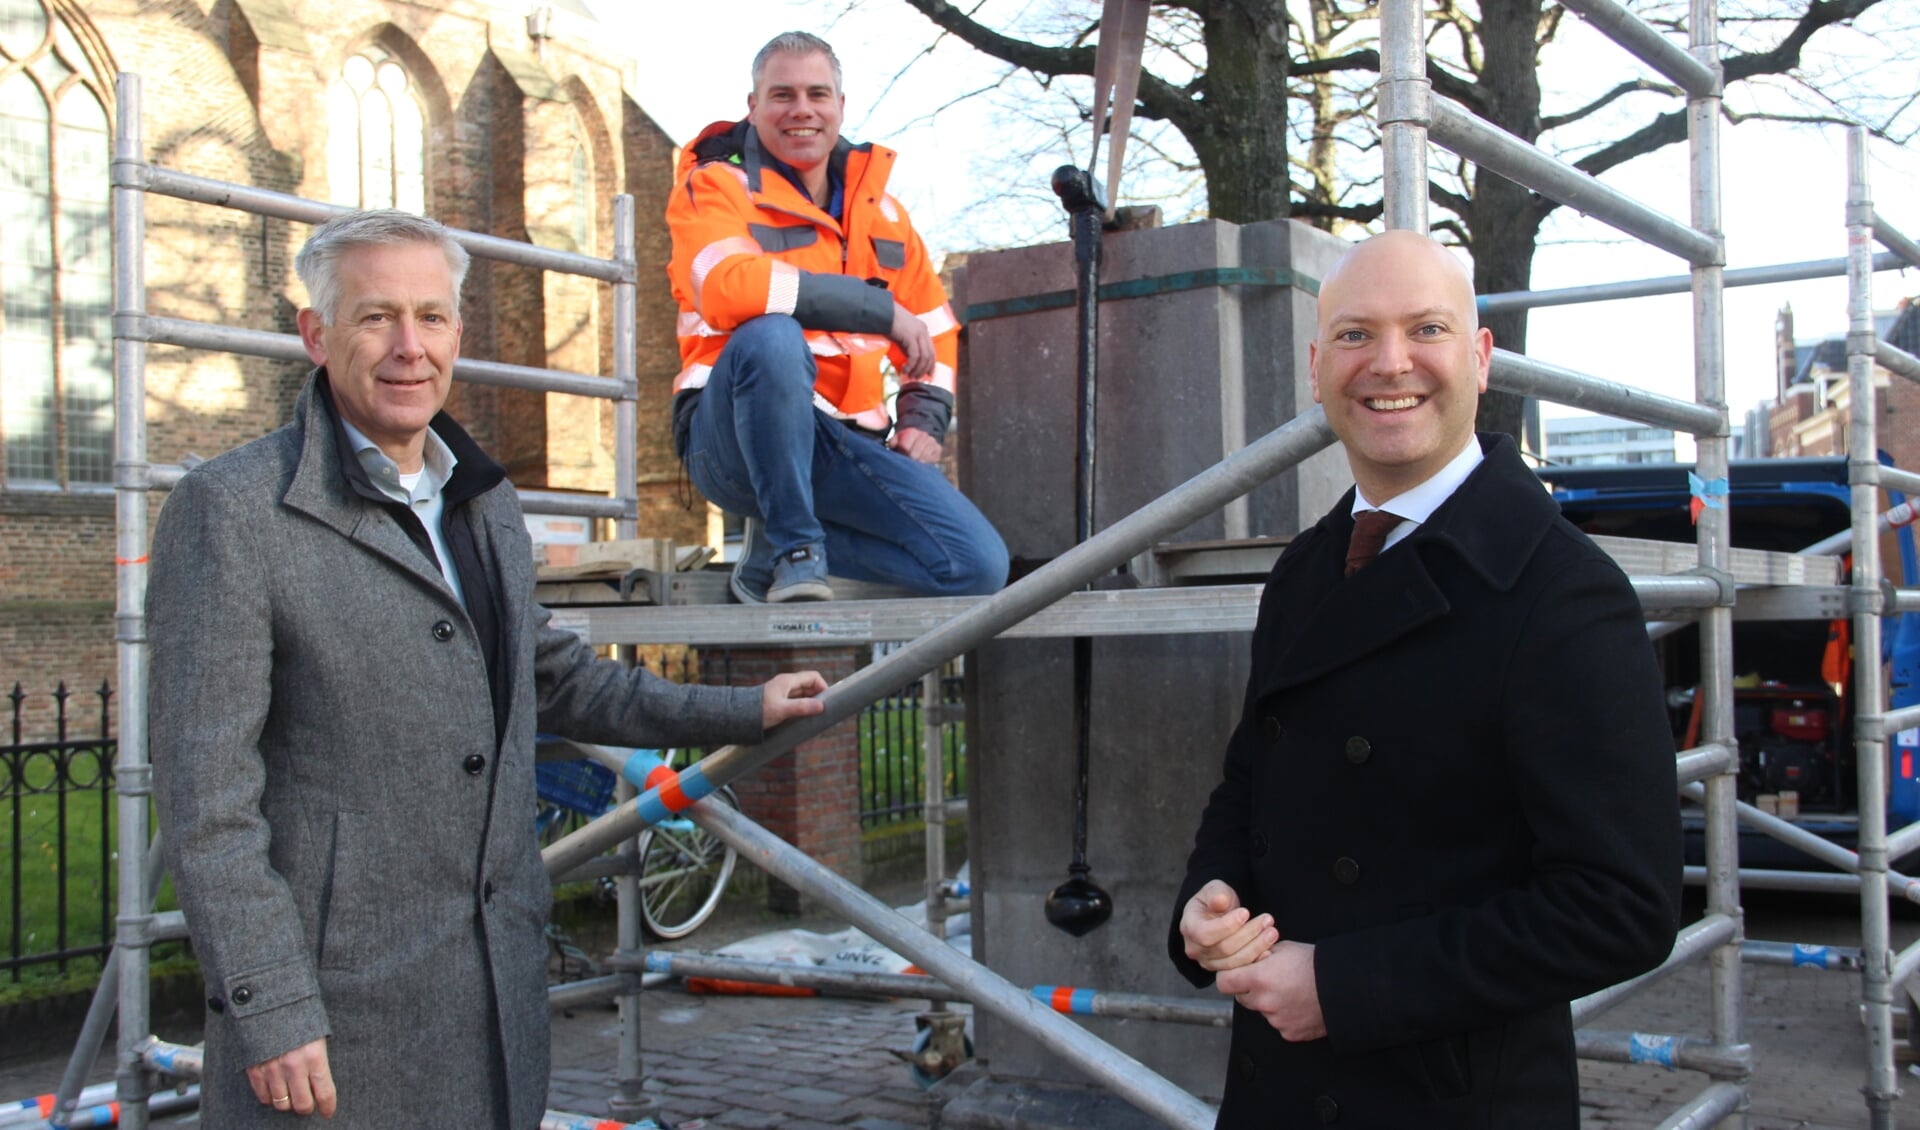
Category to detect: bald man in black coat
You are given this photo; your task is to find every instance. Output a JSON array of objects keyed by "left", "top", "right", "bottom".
[{"left": 1169, "top": 232, "right": 1681, "bottom": 1129}]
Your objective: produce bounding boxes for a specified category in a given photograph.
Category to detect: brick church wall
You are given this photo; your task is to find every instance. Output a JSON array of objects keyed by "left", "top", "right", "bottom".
[{"left": 0, "top": 0, "right": 717, "bottom": 734}]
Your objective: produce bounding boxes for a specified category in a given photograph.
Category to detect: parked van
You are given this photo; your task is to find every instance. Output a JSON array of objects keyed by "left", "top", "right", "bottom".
[{"left": 1541, "top": 456, "right": 1920, "bottom": 869}]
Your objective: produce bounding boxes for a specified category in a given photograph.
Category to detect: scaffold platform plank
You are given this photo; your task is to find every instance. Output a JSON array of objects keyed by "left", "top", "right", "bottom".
[
  {"left": 545, "top": 584, "right": 1267, "bottom": 647},
  {"left": 1589, "top": 535, "right": 1842, "bottom": 587},
  {"left": 545, "top": 529, "right": 1858, "bottom": 644},
  {"left": 540, "top": 535, "right": 1847, "bottom": 646}
]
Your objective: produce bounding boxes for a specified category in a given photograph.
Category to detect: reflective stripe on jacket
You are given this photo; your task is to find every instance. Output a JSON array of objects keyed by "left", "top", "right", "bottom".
[{"left": 666, "top": 119, "right": 957, "bottom": 429}]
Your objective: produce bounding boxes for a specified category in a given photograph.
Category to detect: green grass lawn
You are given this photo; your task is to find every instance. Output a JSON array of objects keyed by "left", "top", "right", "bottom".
[
  {"left": 1, "top": 782, "right": 180, "bottom": 1000},
  {"left": 857, "top": 705, "right": 966, "bottom": 830}
]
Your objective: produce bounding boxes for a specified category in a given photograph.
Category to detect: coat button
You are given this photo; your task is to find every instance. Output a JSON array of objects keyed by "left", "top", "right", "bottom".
[
  {"left": 206, "top": 996, "right": 225, "bottom": 1014},
  {"left": 1314, "top": 1094, "right": 1339, "bottom": 1123},
  {"left": 483, "top": 880, "right": 495, "bottom": 904},
  {"left": 1231, "top": 1052, "right": 1257, "bottom": 1080},
  {"left": 463, "top": 753, "right": 487, "bottom": 775},
  {"left": 432, "top": 620, "right": 455, "bottom": 642},
  {"left": 1334, "top": 857, "right": 1360, "bottom": 885},
  {"left": 1262, "top": 716, "right": 1284, "bottom": 743},
  {"left": 1250, "top": 830, "right": 1270, "bottom": 859},
  {"left": 1343, "top": 736, "right": 1371, "bottom": 765},
  {"left": 230, "top": 986, "right": 252, "bottom": 1006}
]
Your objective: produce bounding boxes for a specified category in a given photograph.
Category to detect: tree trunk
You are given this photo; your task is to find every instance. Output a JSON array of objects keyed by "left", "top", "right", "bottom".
[
  {"left": 1189, "top": 0, "right": 1291, "bottom": 224},
  {"left": 1463, "top": 0, "right": 1551, "bottom": 445},
  {"left": 1300, "top": 0, "right": 1342, "bottom": 226}
]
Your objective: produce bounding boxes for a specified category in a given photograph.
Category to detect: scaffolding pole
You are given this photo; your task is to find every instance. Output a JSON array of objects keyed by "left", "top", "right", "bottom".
[
  {"left": 1555, "top": 0, "right": 1717, "bottom": 95},
  {"left": 1479, "top": 251, "right": 1909, "bottom": 314},
  {"left": 1367, "top": 0, "right": 1743, "bottom": 1121},
  {"left": 109, "top": 71, "right": 155, "bottom": 1130},
  {"left": 1377, "top": 0, "right": 1429, "bottom": 231},
  {"left": 687, "top": 801, "right": 1218, "bottom": 1129},
  {"left": 1875, "top": 211, "right": 1920, "bottom": 271},
  {"left": 540, "top": 408, "right": 1342, "bottom": 876},
  {"left": 1847, "top": 124, "right": 1898, "bottom": 1130},
  {"left": 1685, "top": 5, "right": 1747, "bottom": 1123},
  {"left": 1880, "top": 340, "right": 1920, "bottom": 385}
]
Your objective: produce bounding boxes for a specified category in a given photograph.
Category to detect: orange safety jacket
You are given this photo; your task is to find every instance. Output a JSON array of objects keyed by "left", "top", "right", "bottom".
[{"left": 666, "top": 119, "right": 959, "bottom": 442}]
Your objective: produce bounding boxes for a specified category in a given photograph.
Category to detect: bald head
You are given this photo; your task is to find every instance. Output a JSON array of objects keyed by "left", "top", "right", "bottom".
[
  {"left": 1308, "top": 230, "right": 1492, "bottom": 502},
  {"left": 1317, "top": 231, "right": 1480, "bottom": 342}
]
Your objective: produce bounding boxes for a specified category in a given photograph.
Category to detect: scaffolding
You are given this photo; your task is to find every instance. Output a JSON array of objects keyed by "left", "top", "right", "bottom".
[{"left": 50, "top": 5, "right": 1920, "bottom": 1127}]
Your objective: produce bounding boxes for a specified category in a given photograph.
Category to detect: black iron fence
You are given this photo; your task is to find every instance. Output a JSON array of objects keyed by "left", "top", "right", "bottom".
[
  {"left": 645, "top": 647, "right": 968, "bottom": 833},
  {"left": 857, "top": 656, "right": 967, "bottom": 832},
  {"left": 6, "top": 655, "right": 968, "bottom": 978},
  {"left": 3, "top": 682, "right": 118, "bottom": 982}
]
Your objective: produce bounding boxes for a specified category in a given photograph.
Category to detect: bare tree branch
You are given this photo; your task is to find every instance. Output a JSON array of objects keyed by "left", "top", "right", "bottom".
[
  {"left": 1567, "top": 0, "right": 1891, "bottom": 184},
  {"left": 1722, "top": 0, "right": 1883, "bottom": 83},
  {"left": 1430, "top": 183, "right": 1473, "bottom": 217},
  {"left": 1288, "top": 48, "right": 1485, "bottom": 110},
  {"left": 1540, "top": 79, "right": 1684, "bottom": 132},
  {"left": 1290, "top": 198, "right": 1385, "bottom": 224},
  {"left": 896, "top": 0, "right": 1201, "bottom": 131}
]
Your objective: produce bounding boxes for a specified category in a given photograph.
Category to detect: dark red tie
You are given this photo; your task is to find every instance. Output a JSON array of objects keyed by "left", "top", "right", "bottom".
[{"left": 1346, "top": 510, "right": 1404, "bottom": 576}]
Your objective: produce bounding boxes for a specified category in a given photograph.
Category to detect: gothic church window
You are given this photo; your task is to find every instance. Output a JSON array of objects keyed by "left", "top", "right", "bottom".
[
  {"left": 327, "top": 45, "right": 425, "bottom": 213},
  {"left": 570, "top": 141, "right": 590, "bottom": 252},
  {"left": 0, "top": 0, "right": 112, "bottom": 490}
]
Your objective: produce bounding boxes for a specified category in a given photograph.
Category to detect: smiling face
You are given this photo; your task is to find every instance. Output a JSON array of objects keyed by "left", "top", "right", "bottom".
[
  {"left": 296, "top": 240, "right": 462, "bottom": 472},
  {"left": 747, "top": 49, "right": 844, "bottom": 204},
  {"left": 1309, "top": 231, "right": 1492, "bottom": 503}
]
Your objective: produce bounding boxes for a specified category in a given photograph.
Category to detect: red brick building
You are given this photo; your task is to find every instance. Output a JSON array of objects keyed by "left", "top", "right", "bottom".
[
  {"left": 0, "top": 0, "right": 712, "bottom": 735},
  {"left": 1767, "top": 299, "right": 1920, "bottom": 472}
]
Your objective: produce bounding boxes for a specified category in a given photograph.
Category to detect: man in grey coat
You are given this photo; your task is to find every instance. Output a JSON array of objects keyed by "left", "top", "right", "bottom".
[{"left": 148, "top": 209, "right": 828, "bottom": 1126}]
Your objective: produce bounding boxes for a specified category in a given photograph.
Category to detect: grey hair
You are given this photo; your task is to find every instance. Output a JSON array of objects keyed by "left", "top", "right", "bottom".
[
  {"left": 294, "top": 209, "right": 470, "bottom": 324},
  {"left": 751, "top": 32, "right": 842, "bottom": 93}
]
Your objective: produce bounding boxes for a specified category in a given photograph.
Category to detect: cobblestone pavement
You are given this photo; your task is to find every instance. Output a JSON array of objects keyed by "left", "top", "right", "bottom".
[{"left": 549, "top": 992, "right": 938, "bottom": 1130}]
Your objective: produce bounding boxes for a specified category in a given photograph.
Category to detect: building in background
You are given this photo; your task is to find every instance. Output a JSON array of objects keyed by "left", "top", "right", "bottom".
[
  {"left": 1765, "top": 300, "right": 1920, "bottom": 472},
  {"left": 1542, "top": 414, "right": 1679, "bottom": 467},
  {"left": 0, "top": 0, "right": 709, "bottom": 734}
]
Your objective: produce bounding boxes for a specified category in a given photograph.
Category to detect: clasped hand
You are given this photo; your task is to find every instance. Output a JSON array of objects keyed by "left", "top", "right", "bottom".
[{"left": 1180, "top": 879, "right": 1327, "bottom": 1041}]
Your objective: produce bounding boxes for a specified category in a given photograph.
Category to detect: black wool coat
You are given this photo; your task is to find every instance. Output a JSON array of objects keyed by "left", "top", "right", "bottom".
[{"left": 1169, "top": 435, "right": 1682, "bottom": 1130}]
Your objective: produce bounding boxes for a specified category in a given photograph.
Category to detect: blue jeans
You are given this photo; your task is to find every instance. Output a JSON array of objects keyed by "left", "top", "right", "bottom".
[{"left": 682, "top": 315, "right": 1009, "bottom": 596}]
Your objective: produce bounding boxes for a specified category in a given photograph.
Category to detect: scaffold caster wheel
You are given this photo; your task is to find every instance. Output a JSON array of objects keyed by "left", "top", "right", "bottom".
[{"left": 907, "top": 1021, "right": 973, "bottom": 1090}]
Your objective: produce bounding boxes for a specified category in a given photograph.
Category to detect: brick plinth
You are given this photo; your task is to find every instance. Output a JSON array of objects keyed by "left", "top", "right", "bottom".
[{"left": 699, "top": 646, "right": 863, "bottom": 915}]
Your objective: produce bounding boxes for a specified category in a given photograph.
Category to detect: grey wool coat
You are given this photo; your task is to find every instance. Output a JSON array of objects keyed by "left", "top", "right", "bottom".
[{"left": 148, "top": 372, "right": 765, "bottom": 1128}]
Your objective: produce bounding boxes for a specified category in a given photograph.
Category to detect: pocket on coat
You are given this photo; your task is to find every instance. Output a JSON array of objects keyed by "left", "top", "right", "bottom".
[
  {"left": 870, "top": 237, "right": 907, "bottom": 270},
  {"left": 1411, "top": 1033, "right": 1474, "bottom": 1101},
  {"left": 317, "top": 811, "right": 375, "bottom": 971},
  {"left": 750, "top": 223, "right": 819, "bottom": 253}
]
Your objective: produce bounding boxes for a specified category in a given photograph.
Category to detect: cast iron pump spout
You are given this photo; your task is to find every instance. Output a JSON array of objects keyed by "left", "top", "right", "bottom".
[{"left": 1043, "top": 164, "right": 1115, "bottom": 939}]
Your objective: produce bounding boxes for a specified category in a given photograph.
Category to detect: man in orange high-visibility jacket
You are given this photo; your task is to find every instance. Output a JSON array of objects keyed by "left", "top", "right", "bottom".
[{"left": 667, "top": 32, "right": 1008, "bottom": 604}]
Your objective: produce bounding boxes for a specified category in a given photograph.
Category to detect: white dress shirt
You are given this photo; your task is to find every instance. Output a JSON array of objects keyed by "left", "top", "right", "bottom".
[
  {"left": 340, "top": 419, "right": 465, "bottom": 605},
  {"left": 1350, "top": 437, "right": 1484, "bottom": 556}
]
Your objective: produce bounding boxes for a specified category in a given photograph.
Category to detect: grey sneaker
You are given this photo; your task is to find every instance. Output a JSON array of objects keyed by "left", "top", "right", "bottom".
[
  {"left": 767, "top": 545, "right": 833, "bottom": 603},
  {"left": 729, "top": 516, "right": 774, "bottom": 604}
]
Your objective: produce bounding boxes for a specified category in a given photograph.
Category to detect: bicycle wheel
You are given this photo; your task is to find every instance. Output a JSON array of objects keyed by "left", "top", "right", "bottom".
[{"left": 637, "top": 786, "right": 739, "bottom": 939}]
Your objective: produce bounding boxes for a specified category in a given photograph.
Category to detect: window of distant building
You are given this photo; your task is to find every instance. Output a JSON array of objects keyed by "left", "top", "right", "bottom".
[
  {"left": 0, "top": 0, "right": 112, "bottom": 490},
  {"left": 327, "top": 45, "right": 426, "bottom": 213}
]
